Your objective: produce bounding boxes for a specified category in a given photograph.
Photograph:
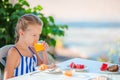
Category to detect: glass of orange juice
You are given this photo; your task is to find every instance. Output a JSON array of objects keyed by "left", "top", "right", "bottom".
[{"left": 34, "top": 41, "right": 44, "bottom": 52}]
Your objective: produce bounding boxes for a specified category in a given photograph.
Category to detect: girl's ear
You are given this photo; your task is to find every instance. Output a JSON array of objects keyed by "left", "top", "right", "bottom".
[{"left": 19, "top": 29, "right": 24, "bottom": 36}]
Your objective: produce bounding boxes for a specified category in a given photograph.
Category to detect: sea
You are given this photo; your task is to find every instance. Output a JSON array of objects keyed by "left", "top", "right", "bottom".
[{"left": 60, "top": 22, "right": 120, "bottom": 63}]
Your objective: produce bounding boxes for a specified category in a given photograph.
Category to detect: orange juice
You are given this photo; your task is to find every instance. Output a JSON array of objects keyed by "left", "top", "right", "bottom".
[{"left": 34, "top": 43, "right": 44, "bottom": 52}]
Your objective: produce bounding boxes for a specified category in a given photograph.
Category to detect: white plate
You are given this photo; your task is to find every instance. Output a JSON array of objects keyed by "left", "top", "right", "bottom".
[
  {"left": 43, "top": 68, "right": 62, "bottom": 74},
  {"left": 35, "top": 66, "right": 39, "bottom": 70},
  {"left": 100, "top": 70, "right": 120, "bottom": 74},
  {"left": 67, "top": 66, "right": 88, "bottom": 72}
]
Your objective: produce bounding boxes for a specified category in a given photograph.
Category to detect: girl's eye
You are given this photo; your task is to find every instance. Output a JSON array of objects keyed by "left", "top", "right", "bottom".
[{"left": 32, "top": 35, "right": 36, "bottom": 36}]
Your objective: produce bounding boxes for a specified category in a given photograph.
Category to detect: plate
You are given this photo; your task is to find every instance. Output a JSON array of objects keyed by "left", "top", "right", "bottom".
[
  {"left": 100, "top": 70, "right": 120, "bottom": 74},
  {"left": 43, "top": 68, "right": 62, "bottom": 74},
  {"left": 67, "top": 66, "right": 88, "bottom": 72},
  {"left": 73, "top": 66, "right": 88, "bottom": 72},
  {"left": 35, "top": 66, "right": 39, "bottom": 70}
]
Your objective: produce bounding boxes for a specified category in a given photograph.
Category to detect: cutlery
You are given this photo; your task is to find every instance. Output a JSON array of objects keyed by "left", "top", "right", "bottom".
[{"left": 29, "top": 71, "right": 41, "bottom": 76}]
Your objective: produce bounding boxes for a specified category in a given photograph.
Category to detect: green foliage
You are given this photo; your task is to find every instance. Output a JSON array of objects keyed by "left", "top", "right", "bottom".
[
  {"left": 0, "top": 0, "right": 68, "bottom": 69},
  {"left": 0, "top": 0, "right": 68, "bottom": 47}
]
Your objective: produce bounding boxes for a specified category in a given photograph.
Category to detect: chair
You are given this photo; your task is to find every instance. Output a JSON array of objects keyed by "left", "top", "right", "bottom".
[
  {"left": 0, "top": 45, "right": 13, "bottom": 66},
  {"left": 0, "top": 69, "right": 1, "bottom": 80},
  {"left": 0, "top": 45, "right": 13, "bottom": 80}
]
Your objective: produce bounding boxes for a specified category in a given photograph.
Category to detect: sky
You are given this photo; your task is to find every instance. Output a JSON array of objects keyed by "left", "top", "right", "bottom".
[{"left": 27, "top": 0, "right": 120, "bottom": 22}]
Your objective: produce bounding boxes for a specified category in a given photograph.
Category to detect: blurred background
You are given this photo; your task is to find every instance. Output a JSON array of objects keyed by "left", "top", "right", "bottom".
[{"left": 14, "top": 0, "right": 120, "bottom": 63}]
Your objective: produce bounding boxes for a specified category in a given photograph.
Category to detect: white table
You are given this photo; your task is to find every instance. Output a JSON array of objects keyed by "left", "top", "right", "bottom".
[{"left": 8, "top": 58, "right": 120, "bottom": 80}]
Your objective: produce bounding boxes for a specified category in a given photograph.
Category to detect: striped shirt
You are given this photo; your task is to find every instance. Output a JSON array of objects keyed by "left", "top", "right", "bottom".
[{"left": 13, "top": 46, "right": 37, "bottom": 77}]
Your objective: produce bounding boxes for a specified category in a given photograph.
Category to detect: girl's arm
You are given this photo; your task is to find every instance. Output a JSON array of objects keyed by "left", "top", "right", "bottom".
[
  {"left": 35, "top": 50, "right": 48, "bottom": 65},
  {"left": 41, "top": 41, "right": 49, "bottom": 64},
  {"left": 41, "top": 51, "right": 48, "bottom": 64},
  {"left": 4, "top": 48, "right": 19, "bottom": 80},
  {"left": 35, "top": 51, "right": 43, "bottom": 66}
]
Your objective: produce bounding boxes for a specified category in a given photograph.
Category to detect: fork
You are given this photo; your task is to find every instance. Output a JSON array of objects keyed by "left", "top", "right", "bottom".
[{"left": 29, "top": 71, "right": 41, "bottom": 76}]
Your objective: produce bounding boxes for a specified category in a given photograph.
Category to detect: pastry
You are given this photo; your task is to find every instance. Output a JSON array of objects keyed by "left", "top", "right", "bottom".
[{"left": 107, "top": 65, "right": 119, "bottom": 72}]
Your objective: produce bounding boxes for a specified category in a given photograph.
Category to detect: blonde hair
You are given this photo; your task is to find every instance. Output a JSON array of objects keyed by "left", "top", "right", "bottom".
[{"left": 15, "top": 14, "right": 43, "bottom": 43}]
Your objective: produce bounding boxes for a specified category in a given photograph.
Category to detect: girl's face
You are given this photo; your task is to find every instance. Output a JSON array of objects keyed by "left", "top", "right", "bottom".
[{"left": 20, "top": 24, "right": 42, "bottom": 46}]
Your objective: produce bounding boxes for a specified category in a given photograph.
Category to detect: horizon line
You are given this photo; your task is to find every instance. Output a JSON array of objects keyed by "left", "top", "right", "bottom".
[{"left": 56, "top": 21, "right": 120, "bottom": 27}]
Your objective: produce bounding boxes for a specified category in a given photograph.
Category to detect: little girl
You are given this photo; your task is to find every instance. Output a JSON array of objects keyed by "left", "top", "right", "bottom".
[{"left": 4, "top": 14, "right": 49, "bottom": 79}]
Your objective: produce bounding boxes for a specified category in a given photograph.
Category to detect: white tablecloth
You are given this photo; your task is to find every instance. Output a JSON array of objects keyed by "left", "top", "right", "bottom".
[{"left": 8, "top": 58, "right": 120, "bottom": 80}]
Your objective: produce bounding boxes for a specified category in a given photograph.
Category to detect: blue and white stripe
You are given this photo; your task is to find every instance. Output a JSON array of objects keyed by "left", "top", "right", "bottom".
[{"left": 13, "top": 47, "right": 37, "bottom": 77}]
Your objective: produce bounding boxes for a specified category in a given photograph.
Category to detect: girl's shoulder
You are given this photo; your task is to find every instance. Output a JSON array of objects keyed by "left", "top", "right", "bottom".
[
  {"left": 7, "top": 47, "right": 20, "bottom": 58},
  {"left": 5, "top": 47, "right": 20, "bottom": 70}
]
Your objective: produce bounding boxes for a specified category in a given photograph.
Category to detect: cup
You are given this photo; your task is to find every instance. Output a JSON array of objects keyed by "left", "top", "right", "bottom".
[{"left": 34, "top": 42, "right": 44, "bottom": 52}]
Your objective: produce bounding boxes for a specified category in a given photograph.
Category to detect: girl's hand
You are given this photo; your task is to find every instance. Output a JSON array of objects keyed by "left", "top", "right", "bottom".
[{"left": 42, "top": 41, "right": 49, "bottom": 52}]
